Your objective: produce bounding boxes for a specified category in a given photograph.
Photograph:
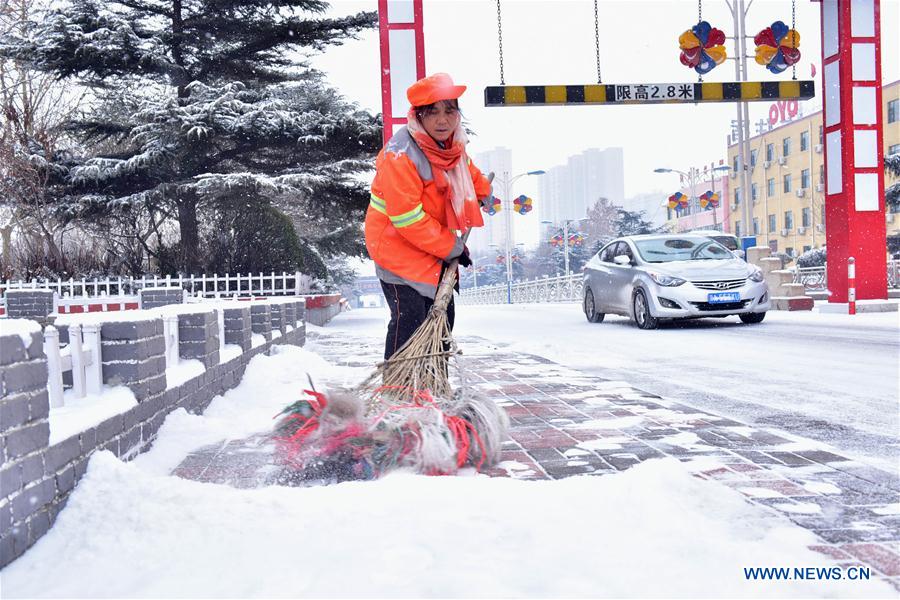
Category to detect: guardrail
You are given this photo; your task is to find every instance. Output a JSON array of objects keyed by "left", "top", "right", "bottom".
[
  {"left": 459, "top": 274, "right": 583, "bottom": 305},
  {"left": 793, "top": 260, "right": 900, "bottom": 293},
  {"left": 461, "top": 260, "right": 900, "bottom": 305}
]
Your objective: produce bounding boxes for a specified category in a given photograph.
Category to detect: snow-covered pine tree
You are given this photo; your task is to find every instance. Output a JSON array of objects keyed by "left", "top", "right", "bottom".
[
  {"left": 0, "top": 0, "right": 381, "bottom": 274},
  {"left": 885, "top": 153, "right": 900, "bottom": 210}
]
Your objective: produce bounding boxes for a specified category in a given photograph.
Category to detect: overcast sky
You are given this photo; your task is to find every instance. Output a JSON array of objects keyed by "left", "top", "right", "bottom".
[{"left": 312, "top": 0, "right": 900, "bottom": 249}]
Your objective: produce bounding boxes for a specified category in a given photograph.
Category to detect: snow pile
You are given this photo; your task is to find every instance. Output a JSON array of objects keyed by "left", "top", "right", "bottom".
[
  {"left": 53, "top": 310, "right": 159, "bottom": 327},
  {"left": 165, "top": 358, "right": 205, "bottom": 389},
  {"left": 49, "top": 386, "right": 138, "bottom": 445},
  {"left": 149, "top": 304, "right": 215, "bottom": 317},
  {"left": 133, "top": 345, "right": 341, "bottom": 476},
  {"left": 3, "top": 453, "right": 893, "bottom": 598},
  {"left": 0, "top": 318, "right": 41, "bottom": 347}
]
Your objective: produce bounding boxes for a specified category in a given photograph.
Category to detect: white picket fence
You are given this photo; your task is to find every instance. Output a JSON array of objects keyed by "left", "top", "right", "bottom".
[
  {"left": 43, "top": 324, "right": 102, "bottom": 408},
  {"left": 1, "top": 272, "right": 317, "bottom": 316},
  {"left": 1, "top": 272, "right": 315, "bottom": 298}
]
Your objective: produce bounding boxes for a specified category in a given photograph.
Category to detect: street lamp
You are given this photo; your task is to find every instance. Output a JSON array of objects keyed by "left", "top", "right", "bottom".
[
  {"left": 542, "top": 217, "right": 588, "bottom": 276},
  {"left": 495, "top": 169, "right": 545, "bottom": 303},
  {"left": 655, "top": 165, "right": 729, "bottom": 232}
]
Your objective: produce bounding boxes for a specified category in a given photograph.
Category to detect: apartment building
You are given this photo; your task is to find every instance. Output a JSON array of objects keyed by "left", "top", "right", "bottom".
[{"left": 725, "top": 79, "right": 899, "bottom": 258}]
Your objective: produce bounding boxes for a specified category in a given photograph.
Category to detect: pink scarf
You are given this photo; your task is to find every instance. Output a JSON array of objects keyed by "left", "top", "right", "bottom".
[{"left": 407, "top": 108, "right": 477, "bottom": 233}]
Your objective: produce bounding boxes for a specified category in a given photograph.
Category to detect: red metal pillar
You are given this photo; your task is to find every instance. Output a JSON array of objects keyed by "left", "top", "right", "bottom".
[
  {"left": 378, "top": 0, "right": 426, "bottom": 146},
  {"left": 818, "top": 0, "right": 887, "bottom": 302}
]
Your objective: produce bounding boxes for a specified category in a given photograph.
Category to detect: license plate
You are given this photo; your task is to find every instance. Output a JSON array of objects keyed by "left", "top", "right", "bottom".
[{"left": 707, "top": 292, "right": 740, "bottom": 304}]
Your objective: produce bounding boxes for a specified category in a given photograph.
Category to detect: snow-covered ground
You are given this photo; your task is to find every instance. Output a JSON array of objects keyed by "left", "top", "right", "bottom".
[
  {"left": 3, "top": 340, "right": 893, "bottom": 598},
  {"left": 446, "top": 303, "right": 898, "bottom": 470}
]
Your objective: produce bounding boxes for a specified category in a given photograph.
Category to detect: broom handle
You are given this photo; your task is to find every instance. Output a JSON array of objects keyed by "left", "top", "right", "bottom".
[
  {"left": 432, "top": 228, "right": 471, "bottom": 312},
  {"left": 433, "top": 172, "right": 492, "bottom": 312}
]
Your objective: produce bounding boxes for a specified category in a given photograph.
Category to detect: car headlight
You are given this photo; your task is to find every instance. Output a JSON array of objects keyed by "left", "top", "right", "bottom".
[
  {"left": 648, "top": 272, "right": 686, "bottom": 287},
  {"left": 748, "top": 268, "right": 765, "bottom": 282}
]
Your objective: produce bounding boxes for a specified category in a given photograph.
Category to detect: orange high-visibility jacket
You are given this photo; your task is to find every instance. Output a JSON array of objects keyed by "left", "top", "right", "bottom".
[{"left": 365, "top": 127, "right": 492, "bottom": 298}]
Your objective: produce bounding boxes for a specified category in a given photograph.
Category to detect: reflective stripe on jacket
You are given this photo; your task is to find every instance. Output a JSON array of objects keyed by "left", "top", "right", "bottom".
[{"left": 365, "top": 127, "right": 491, "bottom": 298}]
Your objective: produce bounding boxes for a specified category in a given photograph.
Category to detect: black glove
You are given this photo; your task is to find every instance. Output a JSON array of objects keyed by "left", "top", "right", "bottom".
[{"left": 458, "top": 245, "right": 472, "bottom": 268}]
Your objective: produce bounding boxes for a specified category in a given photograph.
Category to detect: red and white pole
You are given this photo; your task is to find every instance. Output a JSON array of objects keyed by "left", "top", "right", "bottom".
[{"left": 847, "top": 257, "right": 856, "bottom": 315}]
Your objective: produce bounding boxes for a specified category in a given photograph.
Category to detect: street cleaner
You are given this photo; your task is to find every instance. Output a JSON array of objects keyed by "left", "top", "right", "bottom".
[
  {"left": 365, "top": 72, "right": 494, "bottom": 360},
  {"left": 272, "top": 73, "right": 507, "bottom": 485}
]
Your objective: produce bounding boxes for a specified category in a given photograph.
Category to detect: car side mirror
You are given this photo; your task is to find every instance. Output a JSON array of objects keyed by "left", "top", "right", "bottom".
[
  {"left": 613, "top": 255, "right": 631, "bottom": 266},
  {"left": 733, "top": 249, "right": 746, "bottom": 259}
]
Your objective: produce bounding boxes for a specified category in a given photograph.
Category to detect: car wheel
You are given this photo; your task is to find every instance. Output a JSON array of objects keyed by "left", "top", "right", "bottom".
[
  {"left": 584, "top": 288, "right": 605, "bottom": 323},
  {"left": 632, "top": 289, "right": 659, "bottom": 330},
  {"left": 739, "top": 312, "right": 766, "bottom": 324}
]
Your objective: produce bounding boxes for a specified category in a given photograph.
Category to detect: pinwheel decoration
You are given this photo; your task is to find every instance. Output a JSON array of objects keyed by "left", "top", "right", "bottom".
[
  {"left": 481, "top": 196, "right": 502, "bottom": 216},
  {"left": 699, "top": 191, "right": 720, "bottom": 209},
  {"left": 549, "top": 233, "right": 565, "bottom": 247},
  {"left": 513, "top": 194, "right": 533, "bottom": 215},
  {"left": 568, "top": 232, "right": 585, "bottom": 247},
  {"left": 678, "top": 21, "right": 727, "bottom": 75},
  {"left": 754, "top": 21, "right": 801, "bottom": 74},
  {"left": 668, "top": 192, "right": 689, "bottom": 211}
]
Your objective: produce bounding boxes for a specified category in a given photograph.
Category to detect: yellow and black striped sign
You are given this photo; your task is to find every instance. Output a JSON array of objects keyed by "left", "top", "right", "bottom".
[{"left": 484, "top": 81, "right": 815, "bottom": 106}]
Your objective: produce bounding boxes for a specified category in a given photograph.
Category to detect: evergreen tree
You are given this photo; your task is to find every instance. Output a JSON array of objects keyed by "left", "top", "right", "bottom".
[
  {"left": 1, "top": 0, "right": 381, "bottom": 273},
  {"left": 885, "top": 153, "right": 900, "bottom": 210},
  {"left": 614, "top": 206, "right": 659, "bottom": 237}
]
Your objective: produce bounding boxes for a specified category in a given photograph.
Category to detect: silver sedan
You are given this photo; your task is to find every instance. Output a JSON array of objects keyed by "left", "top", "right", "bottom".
[{"left": 582, "top": 234, "right": 770, "bottom": 329}]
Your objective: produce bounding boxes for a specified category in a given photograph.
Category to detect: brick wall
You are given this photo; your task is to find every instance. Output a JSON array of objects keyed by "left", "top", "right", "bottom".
[
  {"left": 0, "top": 297, "right": 318, "bottom": 568},
  {"left": 139, "top": 288, "right": 185, "bottom": 309},
  {"left": 5, "top": 290, "right": 55, "bottom": 321}
]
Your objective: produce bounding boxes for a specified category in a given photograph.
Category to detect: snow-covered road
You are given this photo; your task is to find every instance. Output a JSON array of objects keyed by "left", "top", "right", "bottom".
[{"left": 424, "top": 303, "right": 897, "bottom": 469}]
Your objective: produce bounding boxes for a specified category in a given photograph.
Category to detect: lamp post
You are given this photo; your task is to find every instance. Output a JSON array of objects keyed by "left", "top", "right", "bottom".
[
  {"left": 496, "top": 169, "right": 545, "bottom": 303},
  {"left": 707, "top": 165, "right": 731, "bottom": 231},
  {"left": 655, "top": 165, "right": 729, "bottom": 231},
  {"left": 655, "top": 166, "right": 699, "bottom": 229},
  {"left": 542, "top": 217, "right": 588, "bottom": 276}
]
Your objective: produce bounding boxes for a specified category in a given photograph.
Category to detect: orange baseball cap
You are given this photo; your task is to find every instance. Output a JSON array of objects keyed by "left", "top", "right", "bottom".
[{"left": 406, "top": 73, "right": 467, "bottom": 107}]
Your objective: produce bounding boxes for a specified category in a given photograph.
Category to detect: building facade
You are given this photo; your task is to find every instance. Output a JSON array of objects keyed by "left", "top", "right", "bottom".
[
  {"left": 663, "top": 167, "right": 731, "bottom": 234},
  {"left": 469, "top": 147, "right": 513, "bottom": 255},
  {"left": 538, "top": 147, "right": 625, "bottom": 227},
  {"left": 725, "top": 79, "right": 899, "bottom": 258}
]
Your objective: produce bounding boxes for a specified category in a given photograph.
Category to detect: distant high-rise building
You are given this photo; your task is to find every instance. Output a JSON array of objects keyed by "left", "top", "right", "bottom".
[
  {"left": 537, "top": 147, "right": 624, "bottom": 230},
  {"left": 469, "top": 147, "right": 512, "bottom": 255}
]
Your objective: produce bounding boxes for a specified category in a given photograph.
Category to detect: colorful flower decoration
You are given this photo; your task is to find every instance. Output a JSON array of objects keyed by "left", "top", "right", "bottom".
[
  {"left": 699, "top": 190, "right": 720, "bottom": 209},
  {"left": 495, "top": 254, "right": 506, "bottom": 264},
  {"left": 754, "top": 21, "right": 801, "bottom": 74},
  {"left": 679, "top": 21, "right": 727, "bottom": 75},
  {"left": 668, "top": 191, "right": 689, "bottom": 211},
  {"left": 481, "top": 196, "right": 502, "bottom": 216},
  {"left": 568, "top": 232, "right": 585, "bottom": 247},
  {"left": 513, "top": 194, "right": 533, "bottom": 215},
  {"left": 549, "top": 233, "right": 564, "bottom": 247}
]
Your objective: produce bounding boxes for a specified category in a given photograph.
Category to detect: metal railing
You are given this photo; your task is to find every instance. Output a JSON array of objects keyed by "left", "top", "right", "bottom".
[
  {"left": 793, "top": 260, "right": 900, "bottom": 292},
  {"left": 461, "top": 260, "right": 900, "bottom": 305},
  {"left": 459, "top": 274, "right": 583, "bottom": 305}
]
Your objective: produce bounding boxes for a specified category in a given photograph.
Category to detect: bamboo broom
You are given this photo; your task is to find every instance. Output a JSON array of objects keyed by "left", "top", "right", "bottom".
[{"left": 357, "top": 227, "right": 472, "bottom": 411}]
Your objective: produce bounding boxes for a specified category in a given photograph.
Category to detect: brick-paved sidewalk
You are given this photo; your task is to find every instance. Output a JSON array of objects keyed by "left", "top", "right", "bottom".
[{"left": 172, "top": 331, "right": 900, "bottom": 589}]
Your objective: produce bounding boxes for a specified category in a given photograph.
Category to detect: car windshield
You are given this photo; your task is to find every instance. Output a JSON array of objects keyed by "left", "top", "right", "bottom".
[
  {"left": 711, "top": 235, "right": 739, "bottom": 251},
  {"left": 634, "top": 237, "right": 733, "bottom": 263}
]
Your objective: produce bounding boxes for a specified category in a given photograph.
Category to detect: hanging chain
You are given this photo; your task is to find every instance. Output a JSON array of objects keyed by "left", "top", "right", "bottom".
[
  {"left": 594, "top": 0, "right": 602, "bottom": 83},
  {"left": 791, "top": 0, "right": 797, "bottom": 80},
  {"left": 697, "top": 0, "right": 704, "bottom": 82},
  {"left": 496, "top": 0, "right": 505, "bottom": 85}
]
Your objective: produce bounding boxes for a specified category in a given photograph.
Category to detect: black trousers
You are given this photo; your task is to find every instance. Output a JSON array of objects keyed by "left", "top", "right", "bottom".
[{"left": 381, "top": 280, "right": 455, "bottom": 360}]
